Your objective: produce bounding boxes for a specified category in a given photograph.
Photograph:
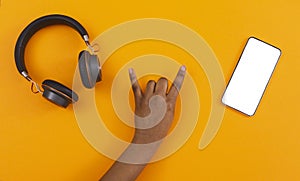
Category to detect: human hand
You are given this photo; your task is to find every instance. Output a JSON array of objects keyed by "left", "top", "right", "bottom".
[
  {"left": 99, "top": 66, "right": 186, "bottom": 180},
  {"left": 129, "top": 66, "right": 186, "bottom": 144}
]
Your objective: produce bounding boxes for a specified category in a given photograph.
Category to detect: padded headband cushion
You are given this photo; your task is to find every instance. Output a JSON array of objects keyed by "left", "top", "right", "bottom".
[
  {"left": 15, "top": 14, "right": 89, "bottom": 75},
  {"left": 42, "top": 79, "right": 79, "bottom": 102}
]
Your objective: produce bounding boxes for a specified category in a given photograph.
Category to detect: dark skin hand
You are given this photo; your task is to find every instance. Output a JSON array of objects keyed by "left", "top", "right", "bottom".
[{"left": 100, "top": 66, "right": 186, "bottom": 181}]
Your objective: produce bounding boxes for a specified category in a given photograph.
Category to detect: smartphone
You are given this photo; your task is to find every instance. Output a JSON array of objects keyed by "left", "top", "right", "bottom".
[{"left": 222, "top": 37, "right": 281, "bottom": 116}]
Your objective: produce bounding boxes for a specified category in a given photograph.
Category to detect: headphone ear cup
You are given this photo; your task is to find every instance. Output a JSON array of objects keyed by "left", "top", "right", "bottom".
[
  {"left": 78, "top": 50, "right": 101, "bottom": 89},
  {"left": 41, "top": 80, "right": 79, "bottom": 108}
]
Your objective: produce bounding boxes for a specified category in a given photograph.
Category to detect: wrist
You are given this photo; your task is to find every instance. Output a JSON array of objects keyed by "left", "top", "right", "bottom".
[{"left": 118, "top": 142, "right": 160, "bottom": 165}]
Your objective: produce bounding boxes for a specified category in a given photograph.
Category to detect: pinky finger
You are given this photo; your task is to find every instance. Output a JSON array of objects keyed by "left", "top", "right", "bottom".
[{"left": 168, "top": 65, "right": 186, "bottom": 98}]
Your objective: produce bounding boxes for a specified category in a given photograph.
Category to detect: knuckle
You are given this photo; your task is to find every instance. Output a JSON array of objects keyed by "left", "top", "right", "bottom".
[
  {"left": 147, "top": 80, "right": 156, "bottom": 85},
  {"left": 166, "top": 100, "right": 175, "bottom": 110},
  {"left": 158, "top": 78, "right": 168, "bottom": 86},
  {"left": 158, "top": 77, "right": 168, "bottom": 82}
]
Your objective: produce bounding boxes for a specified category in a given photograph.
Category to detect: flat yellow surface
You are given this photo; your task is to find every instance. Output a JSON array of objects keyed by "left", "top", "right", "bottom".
[{"left": 1, "top": 0, "right": 300, "bottom": 180}]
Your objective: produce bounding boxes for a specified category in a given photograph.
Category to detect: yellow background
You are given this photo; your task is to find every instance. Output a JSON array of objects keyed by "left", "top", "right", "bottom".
[{"left": 1, "top": 0, "right": 300, "bottom": 180}]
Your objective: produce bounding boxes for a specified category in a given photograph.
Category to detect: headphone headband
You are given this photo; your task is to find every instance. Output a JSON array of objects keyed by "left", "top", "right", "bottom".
[{"left": 14, "top": 14, "right": 90, "bottom": 80}]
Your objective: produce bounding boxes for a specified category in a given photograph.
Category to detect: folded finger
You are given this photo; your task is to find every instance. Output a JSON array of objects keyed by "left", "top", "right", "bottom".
[
  {"left": 144, "top": 80, "right": 156, "bottom": 101},
  {"left": 155, "top": 77, "right": 168, "bottom": 95}
]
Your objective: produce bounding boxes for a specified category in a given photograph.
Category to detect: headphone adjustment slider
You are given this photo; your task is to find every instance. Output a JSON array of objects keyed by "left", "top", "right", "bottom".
[
  {"left": 21, "top": 71, "right": 32, "bottom": 81},
  {"left": 83, "top": 35, "right": 96, "bottom": 54}
]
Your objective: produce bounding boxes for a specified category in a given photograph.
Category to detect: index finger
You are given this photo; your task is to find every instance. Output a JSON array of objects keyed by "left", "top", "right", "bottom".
[
  {"left": 168, "top": 65, "right": 186, "bottom": 98},
  {"left": 129, "top": 68, "right": 143, "bottom": 99}
]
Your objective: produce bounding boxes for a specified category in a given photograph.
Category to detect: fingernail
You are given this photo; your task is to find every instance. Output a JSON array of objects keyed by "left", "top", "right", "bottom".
[
  {"left": 128, "top": 68, "right": 133, "bottom": 74},
  {"left": 181, "top": 65, "right": 186, "bottom": 71}
]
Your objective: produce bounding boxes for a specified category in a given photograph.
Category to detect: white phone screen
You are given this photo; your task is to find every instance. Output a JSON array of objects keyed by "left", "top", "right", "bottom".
[{"left": 222, "top": 37, "right": 281, "bottom": 116}]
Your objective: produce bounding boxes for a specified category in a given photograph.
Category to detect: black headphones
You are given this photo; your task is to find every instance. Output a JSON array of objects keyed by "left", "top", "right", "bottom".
[{"left": 14, "top": 14, "right": 102, "bottom": 108}]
